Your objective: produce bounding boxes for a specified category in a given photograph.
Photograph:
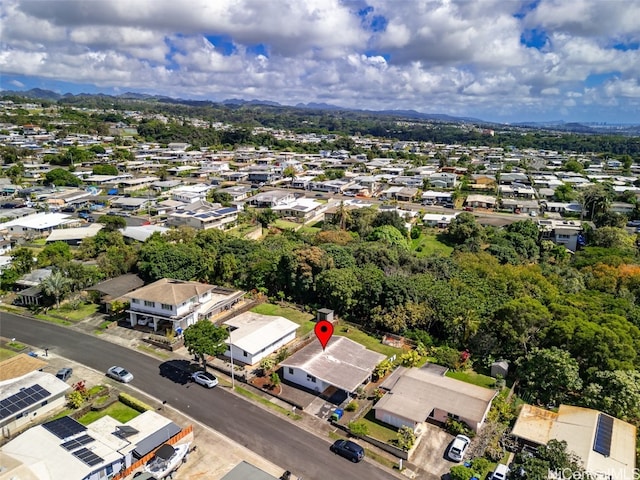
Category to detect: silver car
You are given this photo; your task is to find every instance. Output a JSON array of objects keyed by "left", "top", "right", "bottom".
[
  {"left": 107, "top": 366, "right": 134, "bottom": 383},
  {"left": 191, "top": 371, "right": 218, "bottom": 388}
]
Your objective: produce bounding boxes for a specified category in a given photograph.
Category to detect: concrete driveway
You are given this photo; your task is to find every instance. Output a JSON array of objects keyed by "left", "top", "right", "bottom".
[{"left": 410, "top": 423, "right": 455, "bottom": 480}]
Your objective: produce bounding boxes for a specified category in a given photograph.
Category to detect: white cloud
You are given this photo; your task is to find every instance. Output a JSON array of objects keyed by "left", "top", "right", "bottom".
[{"left": 1, "top": 0, "right": 639, "bottom": 122}]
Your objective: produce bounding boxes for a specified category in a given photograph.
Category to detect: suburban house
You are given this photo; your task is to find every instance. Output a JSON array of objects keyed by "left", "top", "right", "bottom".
[
  {"left": 0, "top": 212, "right": 75, "bottom": 236},
  {"left": 374, "top": 366, "right": 497, "bottom": 433},
  {"left": 247, "top": 190, "right": 295, "bottom": 208},
  {"left": 429, "top": 172, "right": 457, "bottom": 189},
  {"left": 0, "top": 353, "right": 47, "bottom": 382},
  {"left": 511, "top": 404, "right": 636, "bottom": 480},
  {"left": 422, "top": 213, "right": 459, "bottom": 228},
  {"left": 281, "top": 336, "right": 385, "bottom": 396},
  {"left": 86, "top": 273, "right": 145, "bottom": 312},
  {"left": 501, "top": 198, "right": 540, "bottom": 215},
  {"left": 538, "top": 219, "right": 584, "bottom": 251},
  {"left": 45, "top": 223, "right": 103, "bottom": 245},
  {"left": 465, "top": 194, "right": 497, "bottom": 209},
  {"left": 223, "top": 312, "right": 299, "bottom": 365},
  {"left": 125, "top": 279, "right": 245, "bottom": 332},
  {"left": 166, "top": 202, "right": 239, "bottom": 230},
  {"left": 0, "top": 412, "right": 187, "bottom": 480},
  {"left": 271, "top": 198, "right": 323, "bottom": 222},
  {"left": 0, "top": 370, "right": 71, "bottom": 435}
]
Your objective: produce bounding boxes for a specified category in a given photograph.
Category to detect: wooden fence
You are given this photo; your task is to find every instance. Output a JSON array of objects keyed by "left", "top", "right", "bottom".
[{"left": 112, "top": 424, "right": 193, "bottom": 480}]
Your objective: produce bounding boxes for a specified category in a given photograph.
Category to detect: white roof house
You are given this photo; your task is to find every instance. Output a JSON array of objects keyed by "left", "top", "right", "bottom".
[
  {"left": 281, "top": 336, "right": 385, "bottom": 394},
  {"left": 374, "top": 367, "right": 497, "bottom": 432},
  {"left": 0, "top": 212, "right": 73, "bottom": 234},
  {"left": 512, "top": 404, "right": 636, "bottom": 480},
  {"left": 45, "top": 223, "right": 103, "bottom": 244},
  {"left": 224, "top": 312, "right": 299, "bottom": 365}
]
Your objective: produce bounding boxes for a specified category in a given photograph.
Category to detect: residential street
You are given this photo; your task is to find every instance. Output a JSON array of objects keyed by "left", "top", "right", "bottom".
[{"left": 0, "top": 312, "right": 401, "bottom": 480}]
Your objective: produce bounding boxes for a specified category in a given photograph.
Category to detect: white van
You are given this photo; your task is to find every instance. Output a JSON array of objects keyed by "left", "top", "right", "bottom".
[{"left": 491, "top": 464, "right": 509, "bottom": 480}]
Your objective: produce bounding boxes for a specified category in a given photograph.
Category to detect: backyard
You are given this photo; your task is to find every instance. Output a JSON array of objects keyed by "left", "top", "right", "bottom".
[
  {"left": 77, "top": 401, "right": 141, "bottom": 425},
  {"left": 411, "top": 232, "right": 454, "bottom": 257},
  {"left": 250, "top": 303, "right": 316, "bottom": 337}
]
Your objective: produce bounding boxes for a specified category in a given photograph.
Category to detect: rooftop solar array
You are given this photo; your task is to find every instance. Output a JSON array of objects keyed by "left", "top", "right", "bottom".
[
  {"left": 72, "top": 447, "right": 104, "bottom": 467},
  {"left": 43, "top": 416, "right": 87, "bottom": 439},
  {"left": 61, "top": 434, "right": 95, "bottom": 451},
  {"left": 0, "top": 384, "right": 51, "bottom": 420},
  {"left": 593, "top": 413, "right": 614, "bottom": 457}
]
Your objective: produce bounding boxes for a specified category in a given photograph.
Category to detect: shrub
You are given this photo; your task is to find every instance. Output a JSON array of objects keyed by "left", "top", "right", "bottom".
[
  {"left": 270, "top": 372, "right": 281, "bottom": 388},
  {"left": 348, "top": 421, "right": 369, "bottom": 438},
  {"left": 67, "top": 391, "right": 85, "bottom": 409},
  {"left": 400, "top": 349, "right": 422, "bottom": 367},
  {"left": 396, "top": 425, "right": 416, "bottom": 451},
  {"left": 275, "top": 347, "right": 289, "bottom": 363},
  {"left": 445, "top": 418, "right": 475, "bottom": 438},
  {"left": 449, "top": 465, "right": 475, "bottom": 480},
  {"left": 373, "top": 359, "right": 394, "bottom": 381},
  {"left": 119, "top": 392, "right": 153, "bottom": 412},
  {"left": 259, "top": 357, "right": 275, "bottom": 375},
  {"left": 372, "top": 388, "right": 385, "bottom": 403},
  {"left": 432, "top": 345, "right": 461, "bottom": 370},
  {"left": 345, "top": 400, "right": 358, "bottom": 412}
]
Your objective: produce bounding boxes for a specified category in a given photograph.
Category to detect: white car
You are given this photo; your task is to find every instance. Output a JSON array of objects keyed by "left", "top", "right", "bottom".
[
  {"left": 447, "top": 434, "right": 471, "bottom": 462},
  {"left": 107, "top": 366, "right": 134, "bottom": 383},
  {"left": 491, "top": 463, "right": 510, "bottom": 480},
  {"left": 191, "top": 371, "right": 218, "bottom": 388}
]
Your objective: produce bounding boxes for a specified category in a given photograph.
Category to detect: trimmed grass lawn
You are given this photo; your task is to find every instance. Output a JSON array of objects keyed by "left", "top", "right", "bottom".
[
  {"left": 272, "top": 219, "right": 301, "bottom": 230},
  {"left": 235, "top": 386, "right": 301, "bottom": 420},
  {"left": 359, "top": 409, "right": 398, "bottom": 443},
  {"left": 445, "top": 370, "right": 496, "bottom": 389},
  {"left": 0, "top": 347, "right": 17, "bottom": 361},
  {"left": 334, "top": 324, "right": 402, "bottom": 357},
  {"left": 35, "top": 303, "right": 99, "bottom": 324},
  {"left": 411, "top": 233, "right": 453, "bottom": 257},
  {"left": 78, "top": 402, "right": 140, "bottom": 425},
  {"left": 251, "top": 303, "right": 315, "bottom": 337}
]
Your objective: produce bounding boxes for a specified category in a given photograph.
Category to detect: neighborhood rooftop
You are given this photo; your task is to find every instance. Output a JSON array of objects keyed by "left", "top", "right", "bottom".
[
  {"left": 281, "top": 336, "right": 385, "bottom": 393},
  {"left": 224, "top": 312, "right": 298, "bottom": 356}
]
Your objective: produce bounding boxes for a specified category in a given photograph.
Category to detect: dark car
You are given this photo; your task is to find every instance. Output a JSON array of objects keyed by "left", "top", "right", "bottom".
[
  {"left": 330, "top": 439, "right": 364, "bottom": 463},
  {"left": 56, "top": 367, "right": 73, "bottom": 382}
]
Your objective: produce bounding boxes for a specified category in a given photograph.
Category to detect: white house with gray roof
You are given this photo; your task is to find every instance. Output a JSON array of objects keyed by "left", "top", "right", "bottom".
[
  {"left": 281, "top": 336, "right": 385, "bottom": 395},
  {"left": 224, "top": 312, "right": 298, "bottom": 365}
]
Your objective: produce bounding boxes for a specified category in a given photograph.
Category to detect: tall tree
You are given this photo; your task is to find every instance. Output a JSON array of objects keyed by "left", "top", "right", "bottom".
[
  {"left": 183, "top": 320, "right": 229, "bottom": 370},
  {"left": 40, "top": 270, "right": 71, "bottom": 309}
]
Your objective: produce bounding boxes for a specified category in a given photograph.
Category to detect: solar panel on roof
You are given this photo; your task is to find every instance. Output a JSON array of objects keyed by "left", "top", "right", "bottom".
[
  {"left": 43, "top": 416, "right": 87, "bottom": 439},
  {"left": 73, "top": 447, "right": 104, "bottom": 467},
  {"left": 0, "top": 384, "right": 51, "bottom": 420},
  {"left": 61, "top": 434, "right": 94, "bottom": 451},
  {"left": 593, "top": 413, "right": 614, "bottom": 457}
]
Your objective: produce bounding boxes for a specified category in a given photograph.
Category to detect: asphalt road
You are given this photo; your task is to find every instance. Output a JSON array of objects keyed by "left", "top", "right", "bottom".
[{"left": 0, "top": 313, "right": 397, "bottom": 480}]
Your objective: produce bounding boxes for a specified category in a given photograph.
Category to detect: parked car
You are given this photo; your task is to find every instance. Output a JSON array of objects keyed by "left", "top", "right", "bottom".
[
  {"left": 447, "top": 434, "right": 471, "bottom": 462},
  {"left": 443, "top": 203, "right": 455, "bottom": 209},
  {"left": 330, "top": 439, "right": 365, "bottom": 463},
  {"left": 56, "top": 367, "right": 73, "bottom": 382},
  {"left": 106, "top": 366, "right": 134, "bottom": 383},
  {"left": 490, "top": 463, "right": 510, "bottom": 480},
  {"left": 191, "top": 371, "right": 218, "bottom": 388}
]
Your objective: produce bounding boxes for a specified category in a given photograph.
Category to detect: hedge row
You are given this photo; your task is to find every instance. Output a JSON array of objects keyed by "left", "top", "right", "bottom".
[{"left": 118, "top": 392, "right": 153, "bottom": 412}]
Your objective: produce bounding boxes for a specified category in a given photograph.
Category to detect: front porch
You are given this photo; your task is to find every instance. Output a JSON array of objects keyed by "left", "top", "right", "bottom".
[{"left": 127, "top": 310, "right": 195, "bottom": 333}]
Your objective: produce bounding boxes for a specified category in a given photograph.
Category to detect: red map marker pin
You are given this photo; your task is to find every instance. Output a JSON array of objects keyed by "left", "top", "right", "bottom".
[{"left": 314, "top": 320, "right": 334, "bottom": 350}]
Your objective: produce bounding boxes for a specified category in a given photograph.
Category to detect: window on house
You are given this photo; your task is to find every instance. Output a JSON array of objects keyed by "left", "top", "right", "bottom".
[
  {"left": 161, "top": 303, "right": 172, "bottom": 311},
  {"left": 307, "top": 374, "right": 316, "bottom": 383},
  {"left": 447, "top": 413, "right": 460, "bottom": 421},
  {"left": 288, "top": 368, "right": 293, "bottom": 375},
  {"left": 243, "top": 351, "right": 247, "bottom": 357},
  {"left": 131, "top": 298, "right": 139, "bottom": 304},
  {"left": 144, "top": 300, "right": 154, "bottom": 307}
]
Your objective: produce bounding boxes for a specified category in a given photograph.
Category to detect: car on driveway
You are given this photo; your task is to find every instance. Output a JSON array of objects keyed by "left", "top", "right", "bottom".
[
  {"left": 330, "top": 439, "right": 364, "bottom": 463},
  {"left": 106, "top": 366, "right": 134, "bottom": 383},
  {"left": 447, "top": 434, "right": 471, "bottom": 462},
  {"left": 191, "top": 370, "right": 218, "bottom": 388},
  {"left": 56, "top": 367, "right": 73, "bottom": 382}
]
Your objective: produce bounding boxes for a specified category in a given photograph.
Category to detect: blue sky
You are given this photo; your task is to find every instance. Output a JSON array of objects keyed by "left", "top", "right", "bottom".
[{"left": 1, "top": 0, "right": 639, "bottom": 123}]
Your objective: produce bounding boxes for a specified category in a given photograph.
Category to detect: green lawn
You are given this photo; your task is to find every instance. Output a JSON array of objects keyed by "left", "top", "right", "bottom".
[
  {"left": 411, "top": 233, "right": 453, "bottom": 257},
  {"left": 272, "top": 219, "right": 301, "bottom": 230},
  {"left": 35, "top": 303, "right": 99, "bottom": 323},
  {"left": 78, "top": 402, "right": 140, "bottom": 425},
  {"left": 359, "top": 409, "right": 398, "bottom": 443},
  {"left": 251, "top": 303, "right": 315, "bottom": 337},
  {"left": 234, "top": 386, "right": 301, "bottom": 420},
  {"left": 445, "top": 370, "right": 496, "bottom": 389},
  {"left": 0, "top": 347, "right": 17, "bottom": 361},
  {"left": 334, "top": 324, "right": 402, "bottom": 357}
]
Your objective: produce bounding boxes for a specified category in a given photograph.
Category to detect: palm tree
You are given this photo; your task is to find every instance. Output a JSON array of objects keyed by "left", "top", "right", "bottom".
[{"left": 41, "top": 270, "right": 71, "bottom": 309}]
